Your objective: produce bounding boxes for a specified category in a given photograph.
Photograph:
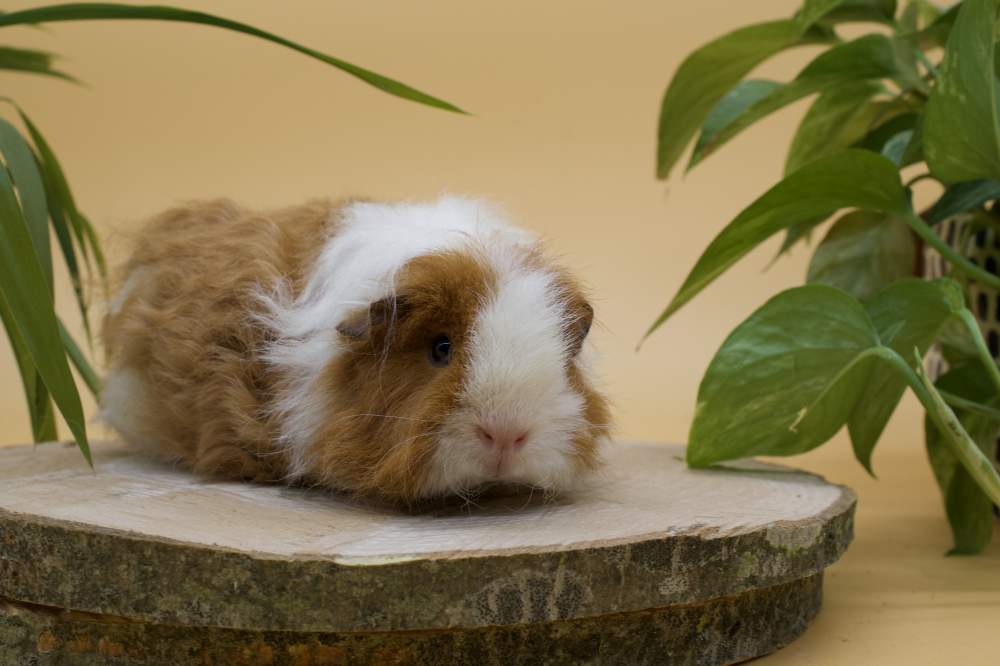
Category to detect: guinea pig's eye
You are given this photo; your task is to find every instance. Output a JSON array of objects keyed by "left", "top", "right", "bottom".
[{"left": 429, "top": 334, "right": 452, "bottom": 367}]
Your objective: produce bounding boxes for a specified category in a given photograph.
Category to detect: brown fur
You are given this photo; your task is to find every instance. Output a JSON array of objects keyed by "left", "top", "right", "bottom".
[
  {"left": 102, "top": 199, "right": 342, "bottom": 482},
  {"left": 304, "top": 251, "right": 498, "bottom": 501},
  {"left": 103, "top": 201, "right": 610, "bottom": 503}
]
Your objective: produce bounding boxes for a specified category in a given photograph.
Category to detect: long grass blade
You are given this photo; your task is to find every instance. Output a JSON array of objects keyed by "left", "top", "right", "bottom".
[
  {"left": 0, "top": 117, "right": 52, "bottom": 290},
  {"left": 0, "top": 3, "right": 466, "bottom": 114},
  {"left": 0, "top": 165, "right": 90, "bottom": 463},
  {"left": 58, "top": 317, "right": 100, "bottom": 397},
  {"left": 0, "top": 45, "right": 77, "bottom": 82},
  {"left": 0, "top": 291, "right": 57, "bottom": 441}
]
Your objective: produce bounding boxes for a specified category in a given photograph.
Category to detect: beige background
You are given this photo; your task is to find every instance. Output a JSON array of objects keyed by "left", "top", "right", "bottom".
[{"left": 2, "top": 1, "right": 997, "bottom": 662}]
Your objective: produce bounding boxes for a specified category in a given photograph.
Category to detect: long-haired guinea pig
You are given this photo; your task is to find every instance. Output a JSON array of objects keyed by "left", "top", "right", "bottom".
[{"left": 100, "top": 196, "right": 611, "bottom": 503}]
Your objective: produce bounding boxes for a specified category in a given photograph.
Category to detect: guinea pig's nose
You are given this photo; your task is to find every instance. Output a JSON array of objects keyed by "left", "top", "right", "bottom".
[{"left": 475, "top": 424, "right": 529, "bottom": 451}]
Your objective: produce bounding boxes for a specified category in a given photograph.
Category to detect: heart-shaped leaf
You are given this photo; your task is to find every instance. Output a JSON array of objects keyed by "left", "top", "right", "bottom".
[
  {"left": 646, "top": 150, "right": 908, "bottom": 337},
  {"left": 656, "top": 19, "right": 834, "bottom": 179},
  {"left": 689, "top": 35, "right": 901, "bottom": 169},
  {"left": 785, "top": 81, "right": 885, "bottom": 174},
  {"left": 688, "top": 285, "right": 881, "bottom": 466},
  {"left": 807, "top": 210, "right": 917, "bottom": 302},
  {"left": 688, "top": 279, "right": 964, "bottom": 470},
  {"left": 689, "top": 80, "right": 782, "bottom": 169},
  {"left": 924, "top": 0, "right": 1000, "bottom": 183},
  {"left": 847, "top": 279, "right": 965, "bottom": 472}
]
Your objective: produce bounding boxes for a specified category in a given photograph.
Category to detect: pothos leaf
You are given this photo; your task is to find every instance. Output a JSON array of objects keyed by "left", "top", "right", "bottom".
[
  {"left": 656, "top": 19, "right": 835, "bottom": 179},
  {"left": 925, "top": 364, "right": 999, "bottom": 555},
  {"left": 689, "top": 80, "right": 782, "bottom": 171},
  {"left": 847, "top": 278, "right": 965, "bottom": 473},
  {"left": 687, "top": 279, "right": 964, "bottom": 471},
  {"left": 798, "top": 0, "right": 898, "bottom": 26},
  {"left": 646, "top": 150, "right": 908, "bottom": 338},
  {"left": 689, "top": 35, "right": 901, "bottom": 170},
  {"left": 924, "top": 0, "right": 1000, "bottom": 184},
  {"left": 806, "top": 210, "right": 917, "bottom": 302},
  {"left": 785, "top": 81, "right": 885, "bottom": 174},
  {"left": 688, "top": 285, "right": 882, "bottom": 466}
]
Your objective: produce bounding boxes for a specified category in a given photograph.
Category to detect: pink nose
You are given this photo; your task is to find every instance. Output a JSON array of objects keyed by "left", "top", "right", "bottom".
[{"left": 476, "top": 425, "right": 529, "bottom": 451}]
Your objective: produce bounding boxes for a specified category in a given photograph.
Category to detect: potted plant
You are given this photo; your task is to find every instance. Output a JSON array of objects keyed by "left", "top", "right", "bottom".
[
  {"left": 0, "top": 3, "right": 462, "bottom": 463},
  {"left": 648, "top": 0, "right": 1000, "bottom": 554}
]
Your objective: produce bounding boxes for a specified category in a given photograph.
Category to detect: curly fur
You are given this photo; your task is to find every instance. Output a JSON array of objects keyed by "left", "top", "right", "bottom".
[{"left": 101, "top": 196, "right": 611, "bottom": 503}]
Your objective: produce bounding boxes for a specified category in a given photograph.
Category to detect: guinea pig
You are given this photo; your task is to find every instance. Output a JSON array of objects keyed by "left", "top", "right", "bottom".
[{"left": 100, "top": 196, "right": 611, "bottom": 503}]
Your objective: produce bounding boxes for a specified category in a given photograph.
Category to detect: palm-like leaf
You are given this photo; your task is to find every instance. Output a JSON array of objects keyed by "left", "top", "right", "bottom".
[{"left": 0, "top": 2, "right": 464, "bottom": 461}]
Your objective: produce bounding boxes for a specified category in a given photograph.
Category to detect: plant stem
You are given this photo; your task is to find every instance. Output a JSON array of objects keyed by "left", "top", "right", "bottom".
[
  {"left": 877, "top": 347, "right": 1000, "bottom": 506},
  {"left": 905, "top": 211, "right": 1000, "bottom": 291},
  {"left": 939, "top": 389, "right": 1000, "bottom": 421},
  {"left": 955, "top": 309, "right": 1000, "bottom": 394}
]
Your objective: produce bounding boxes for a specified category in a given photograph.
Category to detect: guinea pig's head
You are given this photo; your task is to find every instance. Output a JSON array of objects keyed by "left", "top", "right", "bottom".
[{"left": 314, "top": 244, "right": 611, "bottom": 503}]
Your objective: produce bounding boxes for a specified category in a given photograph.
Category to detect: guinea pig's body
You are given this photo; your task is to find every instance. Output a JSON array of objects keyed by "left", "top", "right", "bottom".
[{"left": 101, "top": 197, "right": 610, "bottom": 503}]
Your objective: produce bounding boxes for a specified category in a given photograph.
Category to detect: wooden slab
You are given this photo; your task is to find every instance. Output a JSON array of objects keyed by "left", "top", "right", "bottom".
[{"left": 0, "top": 440, "right": 855, "bottom": 664}]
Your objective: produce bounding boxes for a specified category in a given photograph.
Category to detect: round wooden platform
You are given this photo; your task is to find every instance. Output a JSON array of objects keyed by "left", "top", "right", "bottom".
[{"left": 0, "top": 441, "right": 855, "bottom": 665}]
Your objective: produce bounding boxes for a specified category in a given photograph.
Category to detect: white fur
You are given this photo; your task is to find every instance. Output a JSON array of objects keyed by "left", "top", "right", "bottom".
[
  {"left": 422, "top": 268, "right": 589, "bottom": 495},
  {"left": 261, "top": 197, "right": 544, "bottom": 480},
  {"left": 265, "top": 196, "right": 601, "bottom": 494},
  {"left": 106, "top": 195, "right": 602, "bottom": 496}
]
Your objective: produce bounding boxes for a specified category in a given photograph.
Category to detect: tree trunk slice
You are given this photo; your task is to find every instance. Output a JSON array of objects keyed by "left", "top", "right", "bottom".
[{"left": 0, "top": 441, "right": 854, "bottom": 664}]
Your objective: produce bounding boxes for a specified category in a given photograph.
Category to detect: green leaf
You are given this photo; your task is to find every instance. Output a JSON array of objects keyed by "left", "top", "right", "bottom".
[
  {"left": 0, "top": 45, "right": 77, "bottom": 82},
  {"left": 0, "top": 101, "right": 99, "bottom": 339},
  {"left": 4, "top": 100, "right": 107, "bottom": 280},
  {"left": 0, "top": 117, "right": 52, "bottom": 291},
  {"left": 924, "top": 0, "right": 1000, "bottom": 183},
  {"left": 785, "top": 81, "right": 885, "bottom": 174},
  {"left": 847, "top": 278, "right": 965, "bottom": 472},
  {"left": 899, "top": 0, "right": 941, "bottom": 32},
  {"left": 798, "top": 0, "right": 898, "bottom": 25},
  {"left": 916, "top": 3, "right": 961, "bottom": 49},
  {"left": 59, "top": 318, "right": 100, "bottom": 397},
  {"left": 925, "top": 179, "right": 1000, "bottom": 223},
  {"left": 646, "top": 150, "right": 908, "bottom": 338},
  {"left": 855, "top": 110, "right": 919, "bottom": 153},
  {"left": 0, "top": 3, "right": 464, "bottom": 114},
  {"left": 656, "top": 19, "right": 835, "bottom": 179},
  {"left": 0, "top": 290, "right": 57, "bottom": 442},
  {"left": 687, "top": 279, "right": 964, "bottom": 471},
  {"left": 925, "top": 364, "right": 998, "bottom": 554},
  {"left": 806, "top": 210, "right": 917, "bottom": 302},
  {"left": 690, "top": 80, "right": 782, "bottom": 170},
  {"left": 0, "top": 163, "right": 90, "bottom": 463},
  {"left": 773, "top": 214, "right": 832, "bottom": 259},
  {"left": 688, "top": 285, "right": 883, "bottom": 466},
  {"left": 689, "top": 35, "right": 901, "bottom": 169},
  {"left": 880, "top": 129, "right": 913, "bottom": 165}
]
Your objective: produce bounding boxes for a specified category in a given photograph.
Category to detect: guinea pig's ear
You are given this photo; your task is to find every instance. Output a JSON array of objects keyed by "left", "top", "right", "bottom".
[
  {"left": 565, "top": 301, "right": 594, "bottom": 357},
  {"left": 336, "top": 295, "right": 412, "bottom": 341}
]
